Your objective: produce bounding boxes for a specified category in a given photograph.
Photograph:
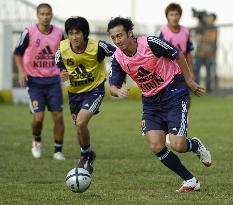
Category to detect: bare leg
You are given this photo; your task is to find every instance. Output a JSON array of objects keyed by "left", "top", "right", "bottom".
[{"left": 51, "top": 111, "right": 64, "bottom": 142}]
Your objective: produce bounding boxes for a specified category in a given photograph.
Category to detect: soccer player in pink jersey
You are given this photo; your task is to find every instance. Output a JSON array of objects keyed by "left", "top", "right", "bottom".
[
  {"left": 158, "top": 3, "right": 195, "bottom": 145},
  {"left": 14, "top": 3, "right": 65, "bottom": 160},
  {"left": 158, "top": 3, "right": 194, "bottom": 80},
  {"left": 108, "top": 17, "right": 211, "bottom": 192}
]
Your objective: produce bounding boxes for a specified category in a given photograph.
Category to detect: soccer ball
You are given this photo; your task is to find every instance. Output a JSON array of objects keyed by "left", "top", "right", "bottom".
[{"left": 65, "top": 168, "right": 91, "bottom": 193}]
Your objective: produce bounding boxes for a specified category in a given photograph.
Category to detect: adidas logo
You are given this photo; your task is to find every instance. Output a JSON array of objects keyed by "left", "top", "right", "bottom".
[
  {"left": 33, "top": 45, "right": 55, "bottom": 68},
  {"left": 137, "top": 66, "right": 151, "bottom": 78},
  {"left": 135, "top": 66, "right": 165, "bottom": 92},
  {"left": 35, "top": 45, "right": 54, "bottom": 60}
]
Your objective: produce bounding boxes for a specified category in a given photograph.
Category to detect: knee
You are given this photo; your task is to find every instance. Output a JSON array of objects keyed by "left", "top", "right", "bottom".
[
  {"left": 76, "top": 119, "right": 87, "bottom": 129},
  {"left": 148, "top": 141, "right": 164, "bottom": 154},
  {"left": 33, "top": 115, "right": 43, "bottom": 124},
  {"left": 52, "top": 112, "right": 64, "bottom": 128},
  {"left": 53, "top": 112, "right": 63, "bottom": 121},
  {"left": 170, "top": 141, "right": 186, "bottom": 153}
]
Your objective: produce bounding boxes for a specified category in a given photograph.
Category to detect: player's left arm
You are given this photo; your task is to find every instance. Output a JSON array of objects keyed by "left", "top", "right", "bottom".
[
  {"left": 148, "top": 36, "right": 204, "bottom": 96},
  {"left": 176, "top": 53, "right": 205, "bottom": 96},
  {"left": 148, "top": 36, "right": 179, "bottom": 59},
  {"left": 185, "top": 34, "right": 195, "bottom": 80},
  {"left": 185, "top": 52, "right": 194, "bottom": 80}
]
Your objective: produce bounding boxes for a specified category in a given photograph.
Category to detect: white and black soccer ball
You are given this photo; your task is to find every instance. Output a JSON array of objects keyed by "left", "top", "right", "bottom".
[{"left": 65, "top": 168, "right": 91, "bottom": 193}]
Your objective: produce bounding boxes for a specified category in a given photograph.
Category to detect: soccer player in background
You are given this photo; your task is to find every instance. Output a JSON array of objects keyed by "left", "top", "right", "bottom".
[
  {"left": 194, "top": 13, "right": 218, "bottom": 93},
  {"left": 14, "top": 3, "right": 65, "bottom": 160},
  {"left": 107, "top": 17, "right": 211, "bottom": 192},
  {"left": 158, "top": 3, "right": 195, "bottom": 144},
  {"left": 55, "top": 16, "right": 115, "bottom": 174},
  {"left": 158, "top": 3, "right": 194, "bottom": 79}
]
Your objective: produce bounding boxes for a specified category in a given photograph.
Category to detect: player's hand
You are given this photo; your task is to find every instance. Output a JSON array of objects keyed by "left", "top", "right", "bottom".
[
  {"left": 60, "top": 70, "right": 69, "bottom": 81},
  {"left": 188, "top": 81, "right": 205, "bottom": 97},
  {"left": 18, "top": 72, "right": 27, "bottom": 87},
  {"left": 117, "top": 87, "right": 129, "bottom": 98}
]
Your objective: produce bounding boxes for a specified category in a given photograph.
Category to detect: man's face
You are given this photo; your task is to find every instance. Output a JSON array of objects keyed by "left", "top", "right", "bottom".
[
  {"left": 167, "top": 10, "right": 181, "bottom": 27},
  {"left": 37, "top": 7, "right": 53, "bottom": 27},
  {"left": 206, "top": 15, "right": 215, "bottom": 25},
  {"left": 109, "top": 25, "right": 132, "bottom": 51},
  {"left": 68, "top": 29, "right": 85, "bottom": 48}
]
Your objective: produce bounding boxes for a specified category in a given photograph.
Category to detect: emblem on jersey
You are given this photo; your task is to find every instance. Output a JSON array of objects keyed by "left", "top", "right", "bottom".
[
  {"left": 75, "top": 64, "right": 88, "bottom": 74},
  {"left": 32, "top": 100, "right": 39, "bottom": 110},
  {"left": 35, "top": 39, "right": 40, "bottom": 47},
  {"left": 141, "top": 120, "right": 146, "bottom": 136},
  {"left": 136, "top": 66, "right": 164, "bottom": 92},
  {"left": 141, "top": 120, "right": 146, "bottom": 128},
  {"left": 34, "top": 45, "right": 55, "bottom": 68},
  {"left": 137, "top": 66, "right": 151, "bottom": 79},
  {"left": 69, "top": 64, "right": 94, "bottom": 86},
  {"left": 67, "top": 58, "right": 75, "bottom": 66}
]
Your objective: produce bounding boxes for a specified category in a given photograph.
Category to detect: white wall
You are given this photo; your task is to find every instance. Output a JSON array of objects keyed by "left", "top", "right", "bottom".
[{"left": 0, "top": 23, "right": 13, "bottom": 89}]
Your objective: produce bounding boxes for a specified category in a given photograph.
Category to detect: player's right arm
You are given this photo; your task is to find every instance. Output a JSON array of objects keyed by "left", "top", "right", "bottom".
[
  {"left": 55, "top": 48, "right": 69, "bottom": 81},
  {"left": 14, "top": 29, "right": 29, "bottom": 87},
  {"left": 109, "top": 55, "right": 128, "bottom": 98}
]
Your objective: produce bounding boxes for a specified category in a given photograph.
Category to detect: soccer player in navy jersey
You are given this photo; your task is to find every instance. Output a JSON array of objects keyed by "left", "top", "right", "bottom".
[
  {"left": 55, "top": 17, "right": 115, "bottom": 174},
  {"left": 14, "top": 3, "right": 65, "bottom": 160},
  {"left": 107, "top": 17, "right": 211, "bottom": 192}
]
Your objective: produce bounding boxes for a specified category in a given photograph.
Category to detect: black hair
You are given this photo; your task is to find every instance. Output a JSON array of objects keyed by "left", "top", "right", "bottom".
[
  {"left": 107, "top": 17, "right": 134, "bottom": 33},
  {"left": 37, "top": 3, "right": 52, "bottom": 14},
  {"left": 209, "top": 13, "right": 217, "bottom": 21},
  {"left": 165, "top": 3, "right": 182, "bottom": 17},
  {"left": 65, "top": 16, "right": 90, "bottom": 40}
]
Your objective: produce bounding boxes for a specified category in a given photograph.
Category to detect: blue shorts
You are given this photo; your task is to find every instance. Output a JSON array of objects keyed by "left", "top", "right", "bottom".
[
  {"left": 141, "top": 75, "right": 190, "bottom": 136},
  {"left": 27, "top": 82, "right": 63, "bottom": 113},
  {"left": 68, "top": 83, "right": 105, "bottom": 124}
]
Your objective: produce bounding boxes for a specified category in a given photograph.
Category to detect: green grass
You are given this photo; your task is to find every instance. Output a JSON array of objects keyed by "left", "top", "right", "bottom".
[{"left": 0, "top": 95, "right": 233, "bottom": 205}]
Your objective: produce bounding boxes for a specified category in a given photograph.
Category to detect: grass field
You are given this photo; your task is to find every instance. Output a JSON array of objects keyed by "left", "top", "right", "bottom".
[{"left": 0, "top": 95, "right": 233, "bottom": 205}]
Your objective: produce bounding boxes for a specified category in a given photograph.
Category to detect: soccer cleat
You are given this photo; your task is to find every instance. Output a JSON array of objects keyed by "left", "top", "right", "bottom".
[
  {"left": 176, "top": 177, "right": 200, "bottom": 192},
  {"left": 77, "top": 150, "right": 96, "bottom": 174},
  {"left": 32, "top": 141, "right": 41, "bottom": 159},
  {"left": 53, "top": 152, "right": 66, "bottom": 160},
  {"left": 192, "top": 137, "right": 212, "bottom": 167}
]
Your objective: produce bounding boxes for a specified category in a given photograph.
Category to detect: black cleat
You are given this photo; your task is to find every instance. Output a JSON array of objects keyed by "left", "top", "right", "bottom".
[{"left": 77, "top": 150, "right": 96, "bottom": 174}]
